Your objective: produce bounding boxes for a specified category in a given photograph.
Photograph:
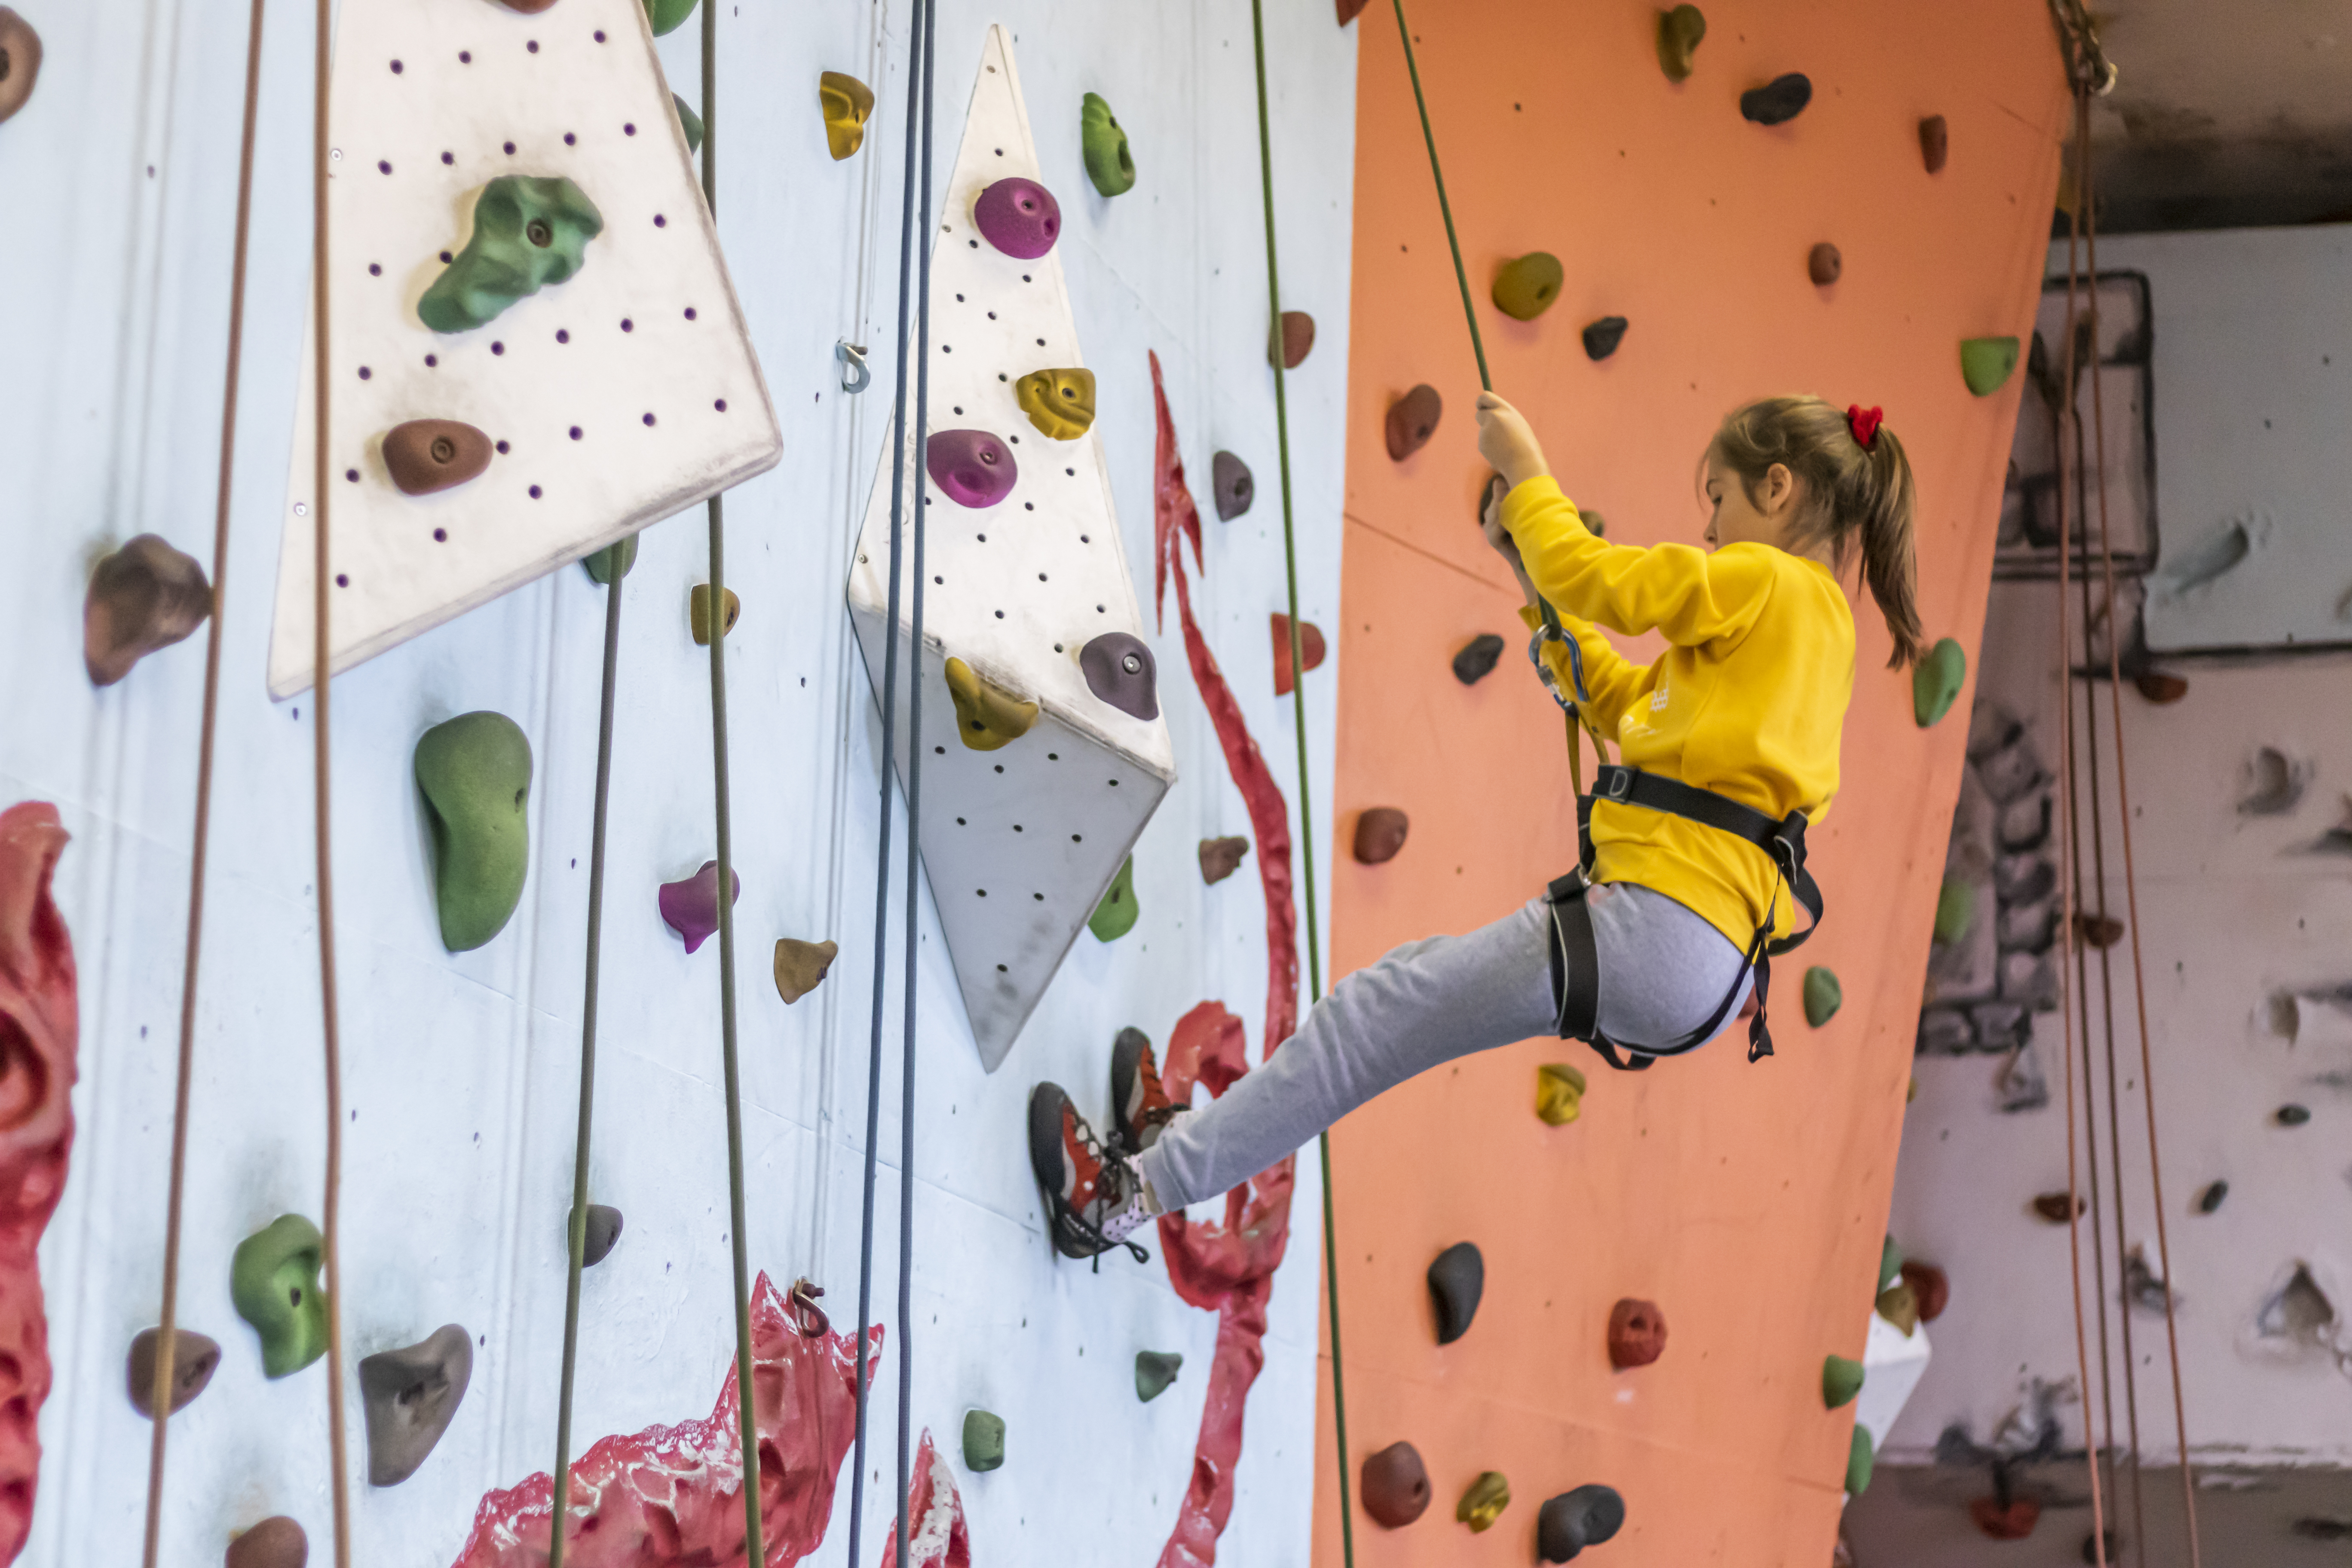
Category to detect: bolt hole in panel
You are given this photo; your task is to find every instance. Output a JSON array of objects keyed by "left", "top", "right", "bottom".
[
  {"left": 267, "top": 0, "right": 781, "bottom": 697},
  {"left": 846, "top": 25, "right": 1173, "bottom": 1071}
]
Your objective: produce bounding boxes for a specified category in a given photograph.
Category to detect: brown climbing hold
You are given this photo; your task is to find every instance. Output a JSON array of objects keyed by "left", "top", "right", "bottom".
[
  {"left": 2073, "top": 911, "right": 2124, "bottom": 949},
  {"left": 1210, "top": 450, "right": 1254, "bottom": 521},
  {"left": 84, "top": 534, "right": 212, "bottom": 686},
  {"left": 1362, "top": 1441, "right": 1431, "bottom": 1526},
  {"left": 1457, "top": 1471, "right": 1511, "bottom": 1532},
  {"left": 1919, "top": 114, "right": 1949, "bottom": 174},
  {"left": 1875, "top": 1280, "right": 1920, "bottom": 1335},
  {"left": 1198, "top": 836, "right": 1250, "bottom": 885},
  {"left": 689, "top": 584, "right": 741, "bottom": 645},
  {"left": 1808, "top": 243, "right": 1841, "bottom": 286},
  {"left": 2135, "top": 671, "right": 2188, "bottom": 704},
  {"left": 382, "top": 419, "right": 493, "bottom": 497},
  {"left": 1607, "top": 1298, "right": 1667, "bottom": 1369},
  {"left": 1491, "top": 252, "right": 1564, "bottom": 321},
  {"left": 1655, "top": 4, "right": 1705, "bottom": 82},
  {"left": 0, "top": 9, "right": 43, "bottom": 125},
  {"left": 225, "top": 1517, "right": 308, "bottom": 1568},
  {"left": 773, "top": 938, "right": 838, "bottom": 1004},
  {"left": 1334, "top": 0, "right": 1370, "bottom": 24},
  {"left": 1269, "top": 311, "right": 1315, "bottom": 370},
  {"left": 1354, "top": 807, "right": 1409, "bottom": 866},
  {"left": 1900, "top": 1260, "right": 1949, "bottom": 1323},
  {"left": 495, "top": 0, "right": 561, "bottom": 9},
  {"left": 2032, "top": 1191, "right": 2086, "bottom": 1224},
  {"left": 1385, "top": 384, "right": 1442, "bottom": 461},
  {"left": 127, "top": 1326, "right": 221, "bottom": 1417},
  {"left": 1970, "top": 1496, "right": 2041, "bottom": 1540},
  {"left": 945, "top": 656, "right": 1039, "bottom": 750},
  {"left": 1271, "top": 613, "right": 1326, "bottom": 697}
]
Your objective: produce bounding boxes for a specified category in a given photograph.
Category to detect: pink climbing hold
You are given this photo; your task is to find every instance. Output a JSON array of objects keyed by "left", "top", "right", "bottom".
[
  {"left": 879, "top": 1430, "right": 970, "bottom": 1568},
  {"left": 973, "top": 176, "right": 1060, "bottom": 259},
  {"left": 926, "top": 429, "right": 1018, "bottom": 508},
  {"left": 658, "top": 860, "right": 741, "bottom": 955}
]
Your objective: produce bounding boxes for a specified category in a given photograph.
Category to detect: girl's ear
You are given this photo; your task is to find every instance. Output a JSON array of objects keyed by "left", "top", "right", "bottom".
[{"left": 1766, "top": 461, "right": 1798, "bottom": 515}]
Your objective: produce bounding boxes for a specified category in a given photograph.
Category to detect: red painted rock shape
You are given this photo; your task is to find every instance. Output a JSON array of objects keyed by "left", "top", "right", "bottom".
[
  {"left": 926, "top": 429, "right": 1017, "bottom": 508},
  {"left": 1970, "top": 1495, "right": 2041, "bottom": 1539},
  {"left": 1919, "top": 114, "right": 1949, "bottom": 174},
  {"left": 226, "top": 1517, "right": 308, "bottom": 1568},
  {"left": 973, "top": 176, "right": 1060, "bottom": 259},
  {"left": 1270, "top": 310, "right": 1315, "bottom": 370},
  {"left": 1271, "top": 613, "right": 1326, "bottom": 697},
  {"left": 450, "top": 1272, "right": 879, "bottom": 1568},
  {"left": 383, "top": 420, "right": 493, "bottom": 496},
  {"left": 658, "top": 860, "right": 740, "bottom": 955},
  {"left": 1198, "top": 836, "right": 1250, "bottom": 885},
  {"left": 1900, "top": 1260, "right": 1949, "bottom": 1322},
  {"left": 1080, "top": 631, "right": 1159, "bottom": 720},
  {"left": 1607, "top": 1298, "right": 1668, "bottom": 1369},
  {"left": 0, "top": 803, "right": 74, "bottom": 1563},
  {"left": 84, "top": 534, "right": 213, "bottom": 686},
  {"left": 1808, "top": 242, "right": 1842, "bottom": 285},
  {"left": 1354, "top": 807, "right": 1408, "bottom": 865},
  {"left": 1384, "top": 384, "right": 1442, "bottom": 460},
  {"left": 881, "top": 1429, "right": 969, "bottom": 1568},
  {"left": 1360, "top": 1441, "right": 1432, "bottom": 1527}
]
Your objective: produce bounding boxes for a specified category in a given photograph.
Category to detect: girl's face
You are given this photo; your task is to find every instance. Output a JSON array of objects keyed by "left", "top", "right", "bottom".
[{"left": 1703, "top": 457, "right": 1798, "bottom": 552}]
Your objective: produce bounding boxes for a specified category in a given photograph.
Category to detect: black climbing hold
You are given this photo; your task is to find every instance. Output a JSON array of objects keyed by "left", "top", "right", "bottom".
[
  {"left": 1427, "top": 1240, "right": 1483, "bottom": 1344},
  {"left": 1537, "top": 1485, "right": 1626, "bottom": 1562},
  {"left": 1211, "top": 450, "right": 1254, "bottom": 520},
  {"left": 1452, "top": 633, "right": 1505, "bottom": 685},
  {"left": 2277, "top": 1103, "right": 2312, "bottom": 1127},
  {"left": 358, "top": 1323, "right": 473, "bottom": 1485},
  {"left": 1581, "top": 316, "right": 1628, "bottom": 361},
  {"left": 578, "top": 1203, "right": 624, "bottom": 1266},
  {"left": 2196, "top": 1180, "right": 2227, "bottom": 1214},
  {"left": 1080, "top": 632, "right": 1159, "bottom": 721},
  {"left": 1361, "top": 1441, "right": 1432, "bottom": 1526},
  {"left": 1134, "top": 1349, "right": 1183, "bottom": 1402},
  {"left": 1740, "top": 73, "right": 1811, "bottom": 126}
]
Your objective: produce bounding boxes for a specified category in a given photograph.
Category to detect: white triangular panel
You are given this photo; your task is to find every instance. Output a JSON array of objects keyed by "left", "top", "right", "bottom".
[
  {"left": 848, "top": 24, "right": 1174, "bottom": 1072},
  {"left": 267, "top": 0, "right": 781, "bottom": 697}
]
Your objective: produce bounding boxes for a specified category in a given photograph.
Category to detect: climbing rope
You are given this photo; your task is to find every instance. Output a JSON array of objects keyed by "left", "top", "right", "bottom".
[{"left": 138, "top": 2, "right": 269, "bottom": 1562}]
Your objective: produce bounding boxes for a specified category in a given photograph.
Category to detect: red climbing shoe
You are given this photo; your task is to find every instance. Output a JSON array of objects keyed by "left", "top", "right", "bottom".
[
  {"left": 1028, "top": 1082, "right": 1151, "bottom": 1262},
  {"left": 1109, "top": 1026, "right": 1187, "bottom": 1156}
]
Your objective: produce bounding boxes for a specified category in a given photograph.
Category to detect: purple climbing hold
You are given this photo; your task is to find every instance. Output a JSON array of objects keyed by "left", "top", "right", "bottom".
[
  {"left": 1081, "top": 632, "right": 1159, "bottom": 721},
  {"left": 927, "top": 429, "right": 1018, "bottom": 508},
  {"left": 973, "top": 177, "right": 1061, "bottom": 259},
  {"left": 658, "top": 860, "right": 741, "bottom": 954}
]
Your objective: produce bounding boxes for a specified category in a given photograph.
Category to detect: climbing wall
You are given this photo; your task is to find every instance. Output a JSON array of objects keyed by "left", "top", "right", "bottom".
[{"left": 1326, "top": 1, "right": 2066, "bottom": 1562}]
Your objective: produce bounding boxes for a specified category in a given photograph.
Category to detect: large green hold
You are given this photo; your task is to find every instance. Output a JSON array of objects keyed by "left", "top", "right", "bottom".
[
  {"left": 1802, "top": 966, "right": 1841, "bottom": 1027},
  {"left": 1491, "top": 252, "right": 1564, "bottom": 321},
  {"left": 419, "top": 176, "right": 605, "bottom": 334},
  {"left": 415, "top": 712, "right": 533, "bottom": 952},
  {"left": 1089, "top": 855, "right": 1138, "bottom": 942},
  {"left": 1844, "top": 1424, "right": 1875, "bottom": 1495},
  {"left": 643, "top": 0, "right": 700, "bottom": 35},
  {"left": 1822, "top": 1354, "right": 1865, "bottom": 1409},
  {"left": 962, "top": 1407, "right": 1005, "bottom": 1472},
  {"left": 1912, "top": 636, "right": 1965, "bottom": 727},
  {"left": 1933, "top": 877, "right": 1976, "bottom": 945},
  {"left": 1960, "top": 336, "right": 2020, "bottom": 396},
  {"left": 583, "top": 533, "right": 640, "bottom": 584},
  {"left": 231, "top": 1214, "right": 329, "bottom": 1378},
  {"left": 1081, "top": 93, "right": 1135, "bottom": 197}
]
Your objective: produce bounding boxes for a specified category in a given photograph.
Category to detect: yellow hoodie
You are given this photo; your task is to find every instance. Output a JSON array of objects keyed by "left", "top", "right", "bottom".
[{"left": 1501, "top": 475, "right": 1854, "bottom": 950}]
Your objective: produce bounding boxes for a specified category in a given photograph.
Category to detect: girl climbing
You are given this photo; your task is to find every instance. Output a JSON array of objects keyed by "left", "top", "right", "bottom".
[{"left": 1029, "top": 391, "right": 1921, "bottom": 1259}]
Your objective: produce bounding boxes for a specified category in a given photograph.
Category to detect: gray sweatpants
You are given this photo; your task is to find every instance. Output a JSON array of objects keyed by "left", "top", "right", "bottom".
[{"left": 1136, "top": 882, "right": 1752, "bottom": 1210}]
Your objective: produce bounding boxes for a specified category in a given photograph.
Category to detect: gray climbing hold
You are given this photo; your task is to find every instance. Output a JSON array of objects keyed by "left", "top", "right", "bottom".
[
  {"left": 1211, "top": 450, "right": 1255, "bottom": 521},
  {"left": 358, "top": 1324, "right": 472, "bottom": 1486},
  {"left": 2239, "top": 746, "right": 2307, "bottom": 816},
  {"left": 2195, "top": 1180, "right": 2227, "bottom": 1215},
  {"left": 1134, "top": 1350, "right": 1182, "bottom": 1402},
  {"left": 1081, "top": 632, "right": 1160, "bottom": 721},
  {"left": 127, "top": 1326, "right": 220, "bottom": 1417},
  {"left": 1537, "top": 1485, "right": 1626, "bottom": 1562},
  {"left": 576, "top": 1203, "right": 624, "bottom": 1267},
  {"left": 1453, "top": 633, "right": 1505, "bottom": 685},
  {"left": 1427, "top": 1241, "right": 1483, "bottom": 1344},
  {"left": 584, "top": 533, "right": 639, "bottom": 583},
  {"left": 1740, "top": 73, "right": 1811, "bottom": 126},
  {"left": 1581, "top": 316, "right": 1629, "bottom": 361}
]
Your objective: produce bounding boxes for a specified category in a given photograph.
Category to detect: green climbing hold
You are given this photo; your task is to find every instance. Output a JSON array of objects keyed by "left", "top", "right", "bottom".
[
  {"left": 1492, "top": 252, "right": 1564, "bottom": 321},
  {"left": 962, "top": 1407, "right": 1005, "bottom": 1472},
  {"left": 643, "top": 0, "right": 699, "bottom": 35},
  {"left": 1135, "top": 1350, "right": 1183, "bottom": 1402},
  {"left": 584, "top": 533, "right": 639, "bottom": 584},
  {"left": 1089, "top": 856, "right": 1138, "bottom": 942},
  {"left": 1822, "top": 1354, "right": 1865, "bottom": 1409},
  {"left": 1878, "top": 1237, "right": 1904, "bottom": 1291},
  {"left": 414, "top": 712, "right": 533, "bottom": 952},
  {"left": 419, "top": 176, "right": 605, "bottom": 334},
  {"left": 1081, "top": 93, "right": 1136, "bottom": 197},
  {"left": 231, "top": 1214, "right": 330, "bottom": 1378},
  {"left": 1913, "top": 636, "right": 1966, "bottom": 727},
  {"left": 1845, "top": 1424, "right": 1875, "bottom": 1495},
  {"left": 1802, "top": 966, "right": 1841, "bottom": 1027},
  {"left": 1960, "top": 336, "right": 2020, "bottom": 396},
  {"left": 1933, "top": 877, "right": 1976, "bottom": 945},
  {"left": 1655, "top": 4, "right": 1706, "bottom": 82},
  {"left": 673, "top": 93, "right": 704, "bottom": 156}
]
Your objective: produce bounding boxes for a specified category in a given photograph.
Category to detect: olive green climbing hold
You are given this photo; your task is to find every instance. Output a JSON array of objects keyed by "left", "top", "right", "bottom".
[
  {"left": 1802, "top": 966, "right": 1841, "bottom": 1027},
  {"left": 1876, "top": 1280, "right": 1920, "bottom": 1335},
  {"left": 1655, "top": 5, "right": 1705, "bottom": 82},
  {"left": 1015, "top": 368, "right": 1097, "bottom": 440},
  {"left": 1845, "top": 1424, "right": 1875, "bottom": 1494},
  {"left": 231, "top": 1214, "right": 330, "bottom": 1378},
  {"left": 1081, "top": 92, "right": 1136, "bottom": 196},
  {"left": 1913, "top": 636, "right": 1966, "bottom": 726},
  {"left": 945, "top": 656, "right": 1040, "bottom": 750},
  {"left": 1535, "top": 1062, "right": 1587, "bottom": 1126},
  {"left": 1457, "top": 1471, "right": 1511, "bottom": 1532},
  {"left": 673, "top": 93, "right": 704, "bottom": 156},
  {"left": 583, "top": 533, "right": 639, "bottom": 584},
  {"left": 419, "top": 176, "right": 605, "bottom": 334},
  {"left": 962, "top": 1407, "right": 1005, "bottom": 1472},
  {"left": 1878, "top": 1236, "right": 1905, "bottom": 1291},
  {"left": 690, "top": 584, "right": 740, "bottom": 645},
  {"left": 1492, "top": 252, "right": 1564, "bottom": 321},
  {"left": 1933, "top": 877, "right": 1976, "bottom": 945},
  {"left": 643, "top": 0, "right": 699, "bottom": 36},
  {"left": 1089, "top": 856, "right": 1138, "bottom": 942},
  {"left": 1822, "top": 1354, "right": 1865, "bottom": 1409},
  {"left": 773, "top": 938, "right": 838, "bottom": 1004},
  {"left": 820, "top": 71, "right": 875, "bottom": 160},
  {"left": 1135, "top": 1349, "right": 1183, "bottom": 1402},
  {"left": 415, "top": 712, "right": 532, "bottom": 952},
  {"left": 1960, "top": 336, "right": 2020, "bottom": 396}
]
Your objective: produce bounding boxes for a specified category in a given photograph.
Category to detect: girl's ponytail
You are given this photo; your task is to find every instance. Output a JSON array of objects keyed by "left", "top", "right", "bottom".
[{"left": 1852, "top": 424, "right": 1923, "bottom": 669}]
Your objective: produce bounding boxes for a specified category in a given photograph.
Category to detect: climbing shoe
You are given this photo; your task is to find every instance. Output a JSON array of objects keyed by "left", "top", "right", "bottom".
[
  {"left": 1028, "top": 1082, "right": 1151, "bottom": 1262},
  {"left": 1109, "top": 1026, "right": 1187, "bottom": 1156}
]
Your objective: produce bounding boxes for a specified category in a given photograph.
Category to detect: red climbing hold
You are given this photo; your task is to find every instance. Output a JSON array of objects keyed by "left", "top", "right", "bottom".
[
  {"left": 1969, "top": 1495, "right": 2041, "bottom": 1540},
  {"left": 1354, "top": 807, "right": 1409, "bottom": 866},
  {"left": 1384, "top": 384, "right": 1442, "bottom": 460},
  {"left": 1361, "top": 1441, "right": 1433, "bottom": 1527},
  {"left": 1270, "top": 311, "right": 1315, "bottom": 371},
  {"left": 1271, "top": 613, "right": 1326, "bottom": 697},
  {"left": 1607, "top": 1298, "right": 1668, "bottom": 1369}
]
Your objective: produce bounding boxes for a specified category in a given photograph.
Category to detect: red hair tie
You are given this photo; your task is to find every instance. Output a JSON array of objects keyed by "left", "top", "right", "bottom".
[{"left": 1847, "top": 404, "right": 1884, "bottom": 449}]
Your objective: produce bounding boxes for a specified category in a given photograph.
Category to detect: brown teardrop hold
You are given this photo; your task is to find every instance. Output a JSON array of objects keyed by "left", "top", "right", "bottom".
[
  {"left": 127, "top": 1326, "right": 222, "bottom": 1416},
  {"left": 1198, "top": 836, "right": 1251, "bottom": 885},
  {"left": 84, "top": 534, "right": 213, "bottom": 686},
  {"left": 226, "top": 1517, "right": 309, "bottom": 1568},
  {"left": 1606, "top": 1298, "right": 1667, "bottom": 1369},
  {"left": 383, "top": 420, "right": 493, "bottom": 496},
  {"left": 1360, "top": 1441, "right": 1432, "bottom": 1527},
  {"left": 2135, "top": 671, "right": 2188, "bottom": 704},
  {"left": 1900, "top": 1260, "right": 1949, "bottom": 1322},
  {"left": 1808, "top": 242, "right": 1841, "bottom": 285},
  {"left": 1384, "top": 384, "right": 1442, "bottom": 461},
  {"left": 0, "top": 8, "right": 43, "bottom": 124},
  {"left": 1269, "top": 310, "right": 1316, "bottom": 370},
  {"left": 690, "top": 584, "right": 741, "bottom": 644},
  {"left": 1271, "top": 613, "right": 1326, "bottom": 698},
  {"left": 1919, "top": 114, "right": 1949, "bottom": 174},
  {"left": 2032, "top": 1191, "right": 2085, "bottom": 1224},
  {"left": 2073, "top": 911, "right": 2124, "bottom": 948},
  {"left": 1354, "top": 807, "right": 1409, "bottom": 866},
  {"left": 1581, "top": 316, "right": 1629, "bottom": 361}
]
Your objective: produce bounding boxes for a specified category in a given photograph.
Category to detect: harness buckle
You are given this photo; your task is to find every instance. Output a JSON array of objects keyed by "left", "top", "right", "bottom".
[{"left": 1605, "top": 768, "right": 1633, "bottom": 802}]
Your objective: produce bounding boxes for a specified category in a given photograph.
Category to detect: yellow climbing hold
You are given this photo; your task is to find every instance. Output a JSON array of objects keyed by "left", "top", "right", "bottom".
[
  {"left": 819, "top": 71, "right": 875, "bottom": 160},
  {"left": 945, "top": 657, "right": 1039, "bottom": 751},
  {"left": 690, "top": 584, "right": 740, "bottom": 645},
  {"left": 1015, "top": 367, "right": 1097, "bottom": 440},
  {"left": 1457, "top": 1471, "right": 1511, "bottom": 1532},
  {"left": 1875, "top": 1280, "right": 1920, "bottom": 1336},
  {"left": 1535, "top": 1063, "right": 1587, "bottom": 1126},
  {"left": 773, "top": 938, "right": 839, "bottom": 1004}
]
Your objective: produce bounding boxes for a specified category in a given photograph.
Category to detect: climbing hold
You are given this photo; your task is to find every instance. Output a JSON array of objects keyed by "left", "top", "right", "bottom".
[
  {"left": 0, "top": 8, "right": 40, "bottom": 124},
  {"left": 1802, "top": 967, "right": 1841, "bottom": 1027},
  {"left": 1845, "top": 1425, "right": 1875, "bottom": 1495},
  {"left": 1335, "top": 0, "right": 1370, "bottom": 21},
  {"left": 1914, "top": 636, "right": 1966, "bottom": 726},
  {"left": 1740, "top": 73, "right": 1812, "bottom": 126},
  {"left": 83, "top": 534, "right": 212, "bottom": 687},
  {"left": 689, "top": 584, "right": 741, "bottom": 645},
  {"left": 1134, "top": 1350, "right": 1182, "bottom": 1402},
  {"left": 1198, "top": 836, "right": 1250, "bottom": 886},
  {"left": 1535, "top": 1062, "right": 1587, "bottom": 1127},
  {"left": 1360, "top": 1441, "right": 1432, "bottom": 1527},
  {"left": 1014, "top": 368, "right": 1097, "bottom": 441},
  {"left": 945, "top": 656, "right": 1039, "bottom": 750},
  {"left": 1270, "top": 310, "right": 1316, "bottom": 370},
  {"left": 225, "top": 1518, "right": 308, "bottom": 1568},
  {"left": 383, "top": 419, "right": 493, "bottom": 497},
  {"left": 1492, "top": 252, "right": 1564, "bottom": 321},
  {"left": 1878, "top": 1237, "right": 1905, "bottom": 1290},
  {"left": 1970, "top": 1496, "right": 2041, "bottom": 1539},
  {"left": 2277, "top": 1103, "right": 2312, "bottom": 1127},
  {"left": 1807, "top": 242, "right": 1841, "bottom": 286},
  {"left": 2032, "top": 1191, "right": 2085, "bottom": 1224},
  {"left": 1210, "top": 450, "right": 1255, "bottom": 520},
  {"left": 577, "top": 1203, "right": 624, "bottom": 1267},
  {"left": 1877, "top": 1282, "right": 1919, "bottom": 1333},
  {"left": 127, "top": 1326, "right": 220, "bottom": 1417},
  {"left": 643, "top": 0, "right": 699, "bottom": 35},
  {"left": 1607, "top": 1298, "right": 1666, "bottom": 1369},
  {"left": 658, "top": 861, "right": 740, "bottom": 956},
  {"left": 973, "top": 177, "right": 1061, "bottom": 259},
  {"left": 1822, "top": 1354, "right": 1864, "bottom": 1409},
  {"left": 418, "top": 176, "right": 604, "bottom": 334},
  {"left": 358, "top": 1323, "right": 472, "bottom": 1486},
  {"left": 583, "top": 534, "right": 638, "bottom": 584},
  {"left": 819, "top": 71, "right": 874, "bottom": 160},
  {"left": 961, "top": 1408, "right": 1005, "bottom": 1472},
  {"left": 2239, "top": 745, "right": 2308, "bottom": 816},
  {"left": 1354, "top": 807, "right": 1409, "bottom": 866},
  {"left": 1427, "top": 1241, "right": 1484, "bottom": 1344},
  {"left": 1654, "top": 4, "right": 1705, "bottom": 82},
  {"left": 773, "top": 938, "right": 838, "bottom": 1004},
  {"left": 1081, "top": 93, "right": 1136, "bottom": 196},
  {"left": 1580, "top": 510, "right": 1608, "bottom": 538},
  {"left": 1919, "top": 114, "right": 1949, "bottom": 173},
  {"left": 925, "top": 429, "right": 1019, "bottom": 508},
  {"left": 1453, "top": 633, "right": 1506, "bottom": 685},
  {"left": 1581, "top": 316, "right": 1628, "bottom": 361},
  {"left": 1900, "top": 1261, "right": 1949, "bottom": 1322},
  {"left": 1385, "top": 384, "right": 1443, "bottom": 461},
  {"left": 1960, "top": 336, "right": 2021, "bottom": 396},
  {"left": 1933, "top": 878, "right": 1976, "bottom": 944},
  {"left": 2196, "top": 1179, "right": 2227, "bottom": 1214},
  {"left": 1271, "top": 614, "right": 1327, "bottom": 697},
  {"left": 1537, "top": 1485, "right": 1626, "bottom": 1562},
  {"left": 414, "top": 712, "right": 532, "bottom": 952},
  {"left": 2135, "top": 671, "right": 2188, "bottom": 704},
  {"left": 1457, "top": 1471, "right": 1511, "bottom": 1532},
  {"left": 1079, "top": 631, "right": 1160, "bottom": 720},
  {"left": 231, "top": 1214, "right": 329, "bottom": 1379},
  {"left": 1089, "top": 856, "right": 1138, "bottom": 942},
  {"left": 672, "top": 93, "right": 704, "bottom": 156}
]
